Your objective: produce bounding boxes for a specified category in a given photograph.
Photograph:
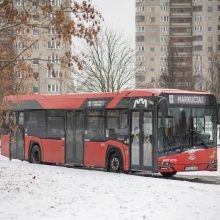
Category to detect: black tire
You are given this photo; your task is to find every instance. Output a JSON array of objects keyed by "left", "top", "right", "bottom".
[
  {"left": 109, "top": 152, "right": 122, "bottom": 173},
  {"left": 30, "top": 145, "right": 41, "bottom": 164},
  {"left": 160, "top": 171, "right": 177, "bottom": 177}
]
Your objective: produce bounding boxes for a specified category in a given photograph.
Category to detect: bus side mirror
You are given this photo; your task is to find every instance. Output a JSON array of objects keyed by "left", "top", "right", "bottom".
[{"left": 158, "top": 97, "right": 169, "bottom": 117}]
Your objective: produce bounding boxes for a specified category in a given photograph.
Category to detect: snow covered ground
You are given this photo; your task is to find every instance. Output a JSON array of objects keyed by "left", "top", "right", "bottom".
[{"left": 0, "top": 149, "right": 220, "bottom": 220}]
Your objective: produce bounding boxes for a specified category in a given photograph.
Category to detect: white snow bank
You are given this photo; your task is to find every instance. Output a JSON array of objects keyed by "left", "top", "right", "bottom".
[{"left": 0, "top": 154, "right": 220, "bottom": 220}]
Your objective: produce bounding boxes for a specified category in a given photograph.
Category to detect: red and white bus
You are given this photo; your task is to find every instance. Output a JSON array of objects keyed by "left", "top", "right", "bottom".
[{"left": 0, "top": 89, "right": 218, "bottom": 176}]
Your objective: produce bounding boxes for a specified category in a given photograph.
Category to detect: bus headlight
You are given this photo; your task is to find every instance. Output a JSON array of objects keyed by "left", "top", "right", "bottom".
[{"left": 160, "top": 162, "right": 173, "bottom": 166}]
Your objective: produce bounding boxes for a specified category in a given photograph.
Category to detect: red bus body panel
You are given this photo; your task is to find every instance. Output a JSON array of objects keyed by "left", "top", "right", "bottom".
[
  {"left": 84, "top": 142, "right": 107, "bottom": 168},
  {"left": 158, "top": 147, "right": 217, "bottom": 172},
  {"left": 1, "top": 135, "right": 10, "bottom": 158},
  {"left": 84, "top": 140, "right": 129, "bottom": 171},
  {"left": 25, "top": 136, "right": 65, "bottom": 164}
]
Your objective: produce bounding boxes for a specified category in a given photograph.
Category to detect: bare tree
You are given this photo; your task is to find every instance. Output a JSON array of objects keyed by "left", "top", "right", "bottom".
[
  {"left": 206, "top": 50, "right": 220, "bottom": 101},
  {"left": 72, "top": 28, "right": 136, "bottom": 93},
  {"left": 0, "top": 0, "right": 102, "bottom": 123}
]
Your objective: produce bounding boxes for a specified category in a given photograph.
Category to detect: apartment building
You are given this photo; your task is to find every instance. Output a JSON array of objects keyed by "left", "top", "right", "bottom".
[
  {"left": 135, "top": 0, "right": 220, "bottom": 90},
  {"left": 0, "top": 0, "right": 71, "bottom": 94}
]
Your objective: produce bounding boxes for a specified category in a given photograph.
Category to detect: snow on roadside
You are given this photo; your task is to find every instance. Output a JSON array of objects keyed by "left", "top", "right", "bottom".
[{"left": 0, "top": 155, "right": 220, "bottom": 220}]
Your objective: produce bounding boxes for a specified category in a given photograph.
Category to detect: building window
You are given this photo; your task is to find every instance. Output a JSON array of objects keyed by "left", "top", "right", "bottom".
[
  {"left": 149, "top": 7, "right": 155, "bottom": 13},
  {"left": 208, "top": 26, "right": 212, "bottom": 32},
  {"left": 137, "top": 56, "right": 145, "bottom": 62},
  {"left": 33, "top": 58, "right": 39, "bottom": 64},
  {"left": 136, "top": 36, "right": 145, "bottom": 42},
  {"left": 48, "top": 41, "right": 60, "bottom": 49},
  {"left": 136, "top": 26, "right": 145, "bottom": 32},
  {"left": 150, "top": 47, "right": 155, "bottom": 52},
  {"left": 47, "top": 84, "right": 60, "bottom": 93},
  {"left": 32, "top": 14, "right": 40, "bottom": 21},
  {"left": 50, "top": 0, "right": 61, "bottom": 6},
  {"left": 14, "top": 0, "right": 24, "bottom": 6},
  {"left": 208, "top": 47, "right": 213, "bottom": 53},
  {"left": 48, "top": 54, "right": 61, "bottom": 64},
  {"left": 48, "top": 27, "right": 58, "bottom": 35},
  {"left": 150, "top": 57, "right": 155, "bottom": 62},
  {"left": 137, "top": 6, "right": 144, "bottom": 12},
  {"left": 33, "top": 42, "right": 39, "bottom": 50},
  {"left": 160, "top": 16, "right": 169, "bottom": 22},
  {"left": 207, "top": 7, "right": 213, "bottom": 12},
  {"left": 15, "top": 42, "right": 24, "bottom": 49},
  {"left": 150, "top": 17, "right": 155, "bottom": 23},
  {"left": 136, "top": 16, "right": 145, "bottom": 23},
  {"left": 33, "top": 29, "right": 40, "bottom": 35},
  {"left": 161, "top": 46, "right": 167, "bottom": 52},
  {"left": 15, "top": 71, "right": 22, "bottom": 79},
  {"left": 47, "top": 69, "right": 61, "bottom": 78}
]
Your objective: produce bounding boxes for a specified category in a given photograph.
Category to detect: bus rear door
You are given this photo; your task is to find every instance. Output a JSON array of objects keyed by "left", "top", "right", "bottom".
[
  {"left": 66, "top": 111, "right": 84, "bottom": 165},
  {"left": 10, "top": 111, "right": 25, "bottom": 160}
]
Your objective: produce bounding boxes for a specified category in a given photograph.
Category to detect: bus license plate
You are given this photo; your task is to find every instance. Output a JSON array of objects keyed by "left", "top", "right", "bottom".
[{"left": 185, "top": 166, "right": 198, "bottom": 171}]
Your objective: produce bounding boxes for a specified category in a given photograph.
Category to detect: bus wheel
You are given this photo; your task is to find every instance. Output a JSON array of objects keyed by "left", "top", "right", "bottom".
[
  {"left": 109, "top": 152, "right": 122, "bottom": 173},
  {"left": 30, "top": 145, "right": 41, "bottom": 164},
  {"left": 160, "top": 171, "right": 177, "bottom": 177}
]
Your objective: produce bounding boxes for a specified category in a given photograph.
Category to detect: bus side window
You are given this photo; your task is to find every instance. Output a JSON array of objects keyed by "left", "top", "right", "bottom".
[
  {"left": 106, "top": 110, "right": 129, "bottom": 138},
  {"left": 85, "top": 110, "right": 105, "bottom": 140},
  {"left": 26, "top": 111, "right": 46, "bottom": 138},
  {"left": 47, "top": 110, "right": 65, "bottom": 139}
]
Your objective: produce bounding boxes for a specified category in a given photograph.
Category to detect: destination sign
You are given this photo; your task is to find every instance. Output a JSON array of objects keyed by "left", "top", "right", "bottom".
[
  {"left": 168, "top": 95, "right": 207, "bottom": 105},
  {"left": 87, "top": 100, "right": 106, "bottom": 108}
]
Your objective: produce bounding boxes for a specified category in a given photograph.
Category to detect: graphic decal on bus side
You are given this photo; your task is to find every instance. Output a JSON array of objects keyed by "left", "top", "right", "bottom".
[{"left": 133, "top": 98, "right": 148, "bottom": 108}]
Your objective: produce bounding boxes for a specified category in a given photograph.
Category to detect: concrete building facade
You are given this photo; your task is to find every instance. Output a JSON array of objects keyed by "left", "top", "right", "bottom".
[
  {"left": 135, "top": 0, "right": 220, "bottom": 90},
  {"left": 0, "top": 0, "right": 71, "bottom": 94}
]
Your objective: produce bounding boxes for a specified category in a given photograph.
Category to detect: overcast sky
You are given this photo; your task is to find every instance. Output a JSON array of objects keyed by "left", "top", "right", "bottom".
[{"left": 92, "top": 0, "right": 136, "bottom": 46}]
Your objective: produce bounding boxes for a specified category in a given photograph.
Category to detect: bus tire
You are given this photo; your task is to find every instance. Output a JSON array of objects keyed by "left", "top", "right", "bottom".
[
  {"left": 30, "top": 145, "right": 41, "bottom": 164},
  {"left": 109, "top": 152, "right": 122, "bottom": 173},
  {"left": 160, "top": 171, "right": 177, "bottom": 177}
]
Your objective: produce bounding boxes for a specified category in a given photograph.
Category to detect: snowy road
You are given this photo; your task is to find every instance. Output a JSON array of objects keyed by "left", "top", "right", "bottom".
[{"left": 0, "top": 150, "right": 220, "bottom": 220}]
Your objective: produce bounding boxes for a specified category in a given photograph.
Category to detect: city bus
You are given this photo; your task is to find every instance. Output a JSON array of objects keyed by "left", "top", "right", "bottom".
[{"left": 0, "top": 89, "right": 218, "bottom": 177}]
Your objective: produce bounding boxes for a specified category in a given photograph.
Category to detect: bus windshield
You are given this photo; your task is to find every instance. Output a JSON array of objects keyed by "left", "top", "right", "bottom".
[{"left": 158, "top": 107, "right": 217, "bottom": 155}]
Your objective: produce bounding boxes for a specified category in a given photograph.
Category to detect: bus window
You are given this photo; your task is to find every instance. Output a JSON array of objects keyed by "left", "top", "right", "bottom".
[
  {"left": 47, "top": 110, "right": 65, "bottom": 139},
  {"left": 18, "top": 112, "right": 24, "bottom": 125},
  {"left": 85, "top": 110, "right": 105, "bottom": 140},
  {"left": 106, "top": 110, "right": 129, "bottom": 139},
  {"left": 26, "top": 111, "right": 46, "bottom": 138},
  {"left": 47, "top": 116, "right": 65, "bottom": 139}
]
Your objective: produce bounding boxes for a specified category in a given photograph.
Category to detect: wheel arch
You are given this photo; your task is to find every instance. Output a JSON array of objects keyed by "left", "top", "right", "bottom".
[
  {"left": 28, "top": 140, "right": 42, "bottom": 162},
  {"left": 105, "top": 145, "right": 124, "bottom": 172}
]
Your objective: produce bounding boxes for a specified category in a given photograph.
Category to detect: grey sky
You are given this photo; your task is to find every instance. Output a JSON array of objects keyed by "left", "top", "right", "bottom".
[{"left": 92, "top": 0, "right": 135, "bottom": 45}]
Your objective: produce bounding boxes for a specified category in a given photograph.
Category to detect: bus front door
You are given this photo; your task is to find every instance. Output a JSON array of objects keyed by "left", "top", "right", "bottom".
[
  {"left": 66, "top": 111, "right": 84, "bottom": 165},
  {"left": 131, "top": 111, "right": 153, "bottom": 171}
]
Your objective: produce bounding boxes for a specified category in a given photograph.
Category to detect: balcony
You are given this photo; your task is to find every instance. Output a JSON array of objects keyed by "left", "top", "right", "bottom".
[
  {"left": 170, "top": 32, "right": 191, "bottom": 37},
  {"left": 170, "top": 3, "right": 192, "bottom": 8},
  {"left": 171, "top": 42, "right": 192, "bottom": 47},
  {"left": 170, "top": 13, "right": 192, "bottom": 18},
  {"left": 170, "top": 22, "right": 192, "bottom": 27}
]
